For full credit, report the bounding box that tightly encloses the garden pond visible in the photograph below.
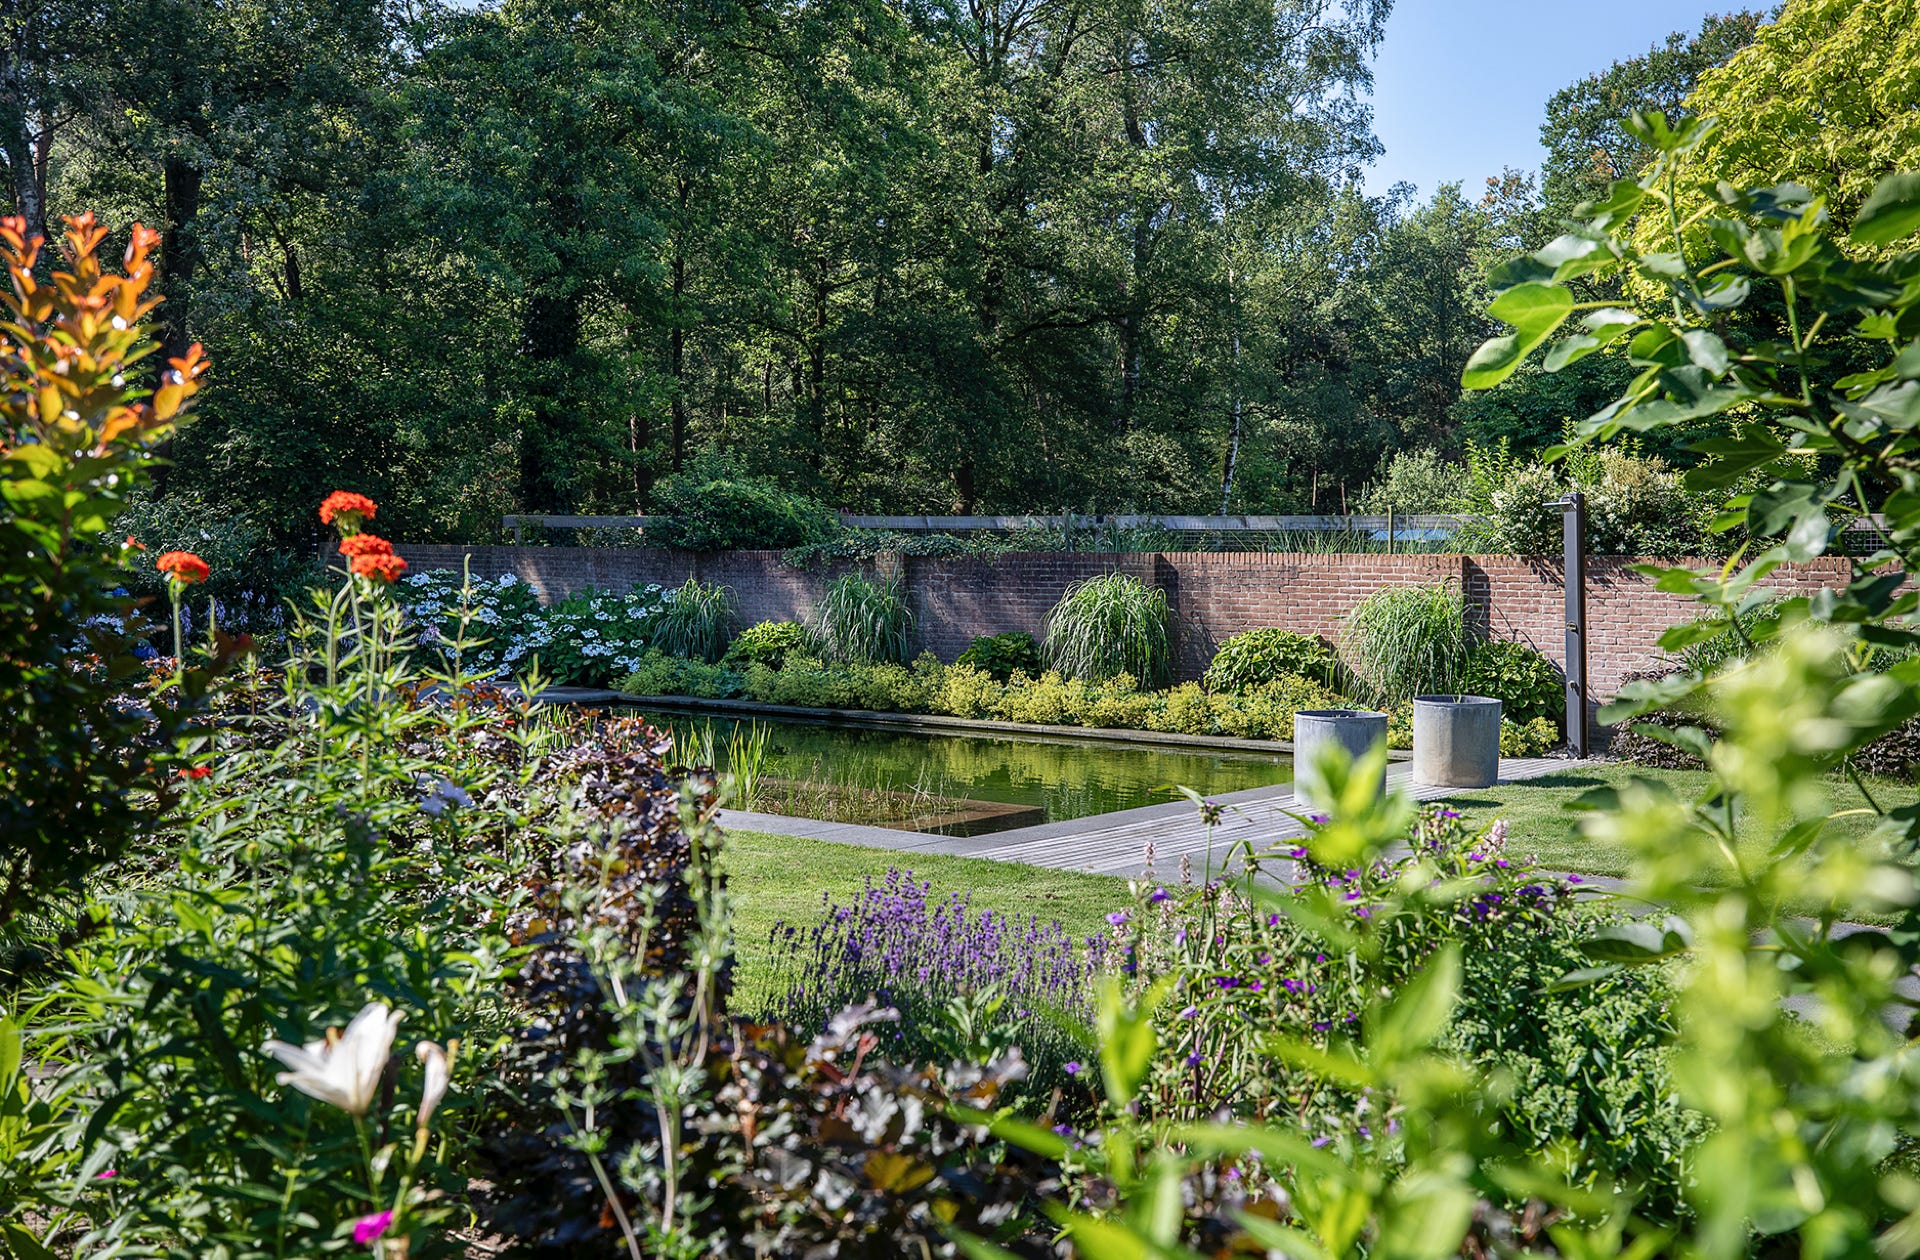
[637,709,1294,835]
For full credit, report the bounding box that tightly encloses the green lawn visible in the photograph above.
[720,830,1129,1009]
[1435,763,1917,879]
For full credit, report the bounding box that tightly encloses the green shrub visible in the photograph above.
[2,218,217,929]
[724,620,814,669]
[954,631,1042,683]
[1459,638,1565,726]
[847,660,937,713]
[811,572,915,665]
[1357,447,1464,514]
[117,491,321,642]
[1203,628,1339,693]
[994,670,1077,725]
[935,663,1001,718]
[1337,582,1472,708]
[1043,573,1173,688]
[621,649,745,699]
[1500,715,1559,757]
[645,470,838,551]
[1675,595,1790,677]
[526,585,668,686]
[651,577,736,663]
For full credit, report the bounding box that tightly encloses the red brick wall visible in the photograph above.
[396,544,1856,697]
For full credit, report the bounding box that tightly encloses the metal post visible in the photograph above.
[1555,493,1589,756]
[1386,505,1395,555]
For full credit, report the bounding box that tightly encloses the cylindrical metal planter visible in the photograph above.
[1293,708,1389,814]
[1411,695,1502,789]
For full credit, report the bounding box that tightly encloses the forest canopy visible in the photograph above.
[13,0,1894,547]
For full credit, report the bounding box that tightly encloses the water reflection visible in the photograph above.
[644,710,1294,827]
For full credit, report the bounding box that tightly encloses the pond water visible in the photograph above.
[633,709,1294,834]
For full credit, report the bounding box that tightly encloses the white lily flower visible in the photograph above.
[415,1038,454,1131]
[263,1002,403,1116]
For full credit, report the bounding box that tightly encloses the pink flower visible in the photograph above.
[352,1210,394,1246]
[95,1169,117,1179]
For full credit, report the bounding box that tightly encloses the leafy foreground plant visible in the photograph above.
[0,213,220,929]
[1043,572,1174,688]
[972,135,1920,1260]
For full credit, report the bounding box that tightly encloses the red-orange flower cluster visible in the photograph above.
[176,764,212,780]
[350,552,408,583]
[338,533,394,560]
[155,550,210,584]
[319,490,378,530]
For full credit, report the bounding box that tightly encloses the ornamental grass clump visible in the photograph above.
[762,869,1105,1093]
[1336,581,1472,708]
[810,571,915,664]
[651,576,736,662]
[1043,572,1173,688]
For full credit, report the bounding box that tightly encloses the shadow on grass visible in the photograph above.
[1482,772,1610,792]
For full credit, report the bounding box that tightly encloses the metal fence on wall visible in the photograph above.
[500,511,1478,553]
[500,510,1898,557]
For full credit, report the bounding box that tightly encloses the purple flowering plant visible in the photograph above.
[762,868,1106,1094]
[1118,775,1572,1144]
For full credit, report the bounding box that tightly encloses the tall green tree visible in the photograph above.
[1537,9,1763,224]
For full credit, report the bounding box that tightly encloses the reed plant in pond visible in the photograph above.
[651,576,735,662]
[1336,580,1472,708]
[1043,572,1173,688]
[811,571,915,664]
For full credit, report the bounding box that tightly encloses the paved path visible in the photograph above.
[718,756,1594,882]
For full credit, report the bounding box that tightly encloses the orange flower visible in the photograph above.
[125,535,147,551]
[350,552,408,583]
[176,764,211,780]
[338,533,395,559]
[155,550,210,584]
[319,491,378,530]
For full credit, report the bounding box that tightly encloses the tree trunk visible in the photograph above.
[0,21,45,246]
[1116,57,1151,429]
[158,157,204,367]
[806,267,827,473]
[670,251,687,471]
[1219,268,1241,513]
[518,290,582,512]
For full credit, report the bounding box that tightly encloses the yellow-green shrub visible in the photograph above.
[1500,715,1558,757]
[934,664,1000,719]
[994,671,1075,725]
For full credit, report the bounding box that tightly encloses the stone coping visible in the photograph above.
[606,692,1416,760]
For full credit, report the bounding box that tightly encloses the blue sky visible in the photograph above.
[1364,0,1746,197]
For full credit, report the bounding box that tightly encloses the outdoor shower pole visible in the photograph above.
[1555,493,1589,756]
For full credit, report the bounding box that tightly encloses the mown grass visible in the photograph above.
[1435,763,1918,880]
[719,829,1129,1012]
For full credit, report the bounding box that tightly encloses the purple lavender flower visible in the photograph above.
[1064,1061,1083,1075]
[1148,887,1171,904]
[1107,910,1130,927]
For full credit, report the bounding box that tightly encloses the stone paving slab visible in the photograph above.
[717,755,1595,882]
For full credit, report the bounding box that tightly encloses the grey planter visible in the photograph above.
[1411,695,1502,789]
[1292,708,1389,814]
